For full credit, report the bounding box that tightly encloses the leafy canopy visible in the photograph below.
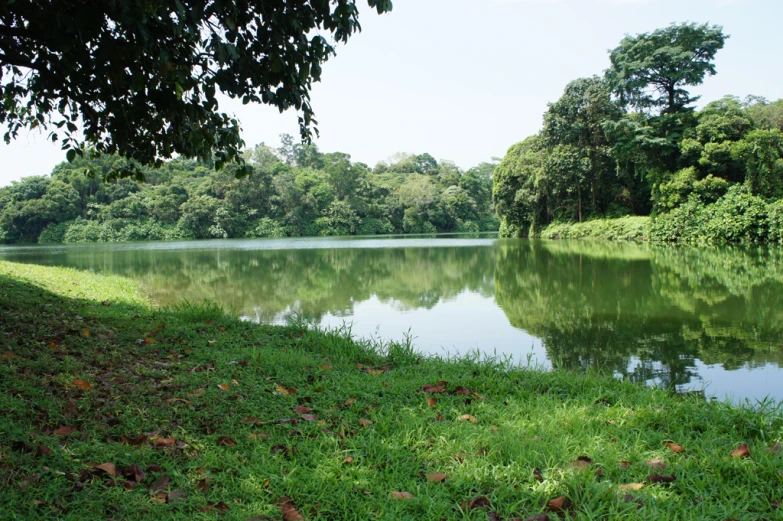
[0,0,392,179]
[606,23,727,114]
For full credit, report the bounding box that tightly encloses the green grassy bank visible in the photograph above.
[1,261,782,520]
[537,217,650,242]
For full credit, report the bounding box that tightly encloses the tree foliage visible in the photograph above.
[0,0,392,178]
[606,23,727,114]
[495,22,783,243]
[0,137,498,244]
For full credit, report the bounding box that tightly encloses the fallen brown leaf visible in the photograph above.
[123,464,144,482]
[464,495,490,510]
[421,383,447,393]
[344,398,357,406]
[343,456,354,464]
[391,491,414,500]
[293,406,312,414]
[72,379,92,391]
[217,383,231,391]
[665,442,684,453]
[195,478,209,492]
[425,473,448,483]
[151,437,176,448]
[270,444,292,457]
[618,483,645,491]
[301,414,318,422]
[149,474,170,494]
[96,463,117,478]
[769,442,782,455]
[359,418,373,427]
[35,445,52,457]
[427,397,437,407]
[546,496,570,513]
[55,426,77,436]
[619,461,631,469]
[277,496,304,520]
[644,458,666,471]
[731,443,750,459]
[120,434,148,446]
[457,414,477,423]
[217,436,237,447]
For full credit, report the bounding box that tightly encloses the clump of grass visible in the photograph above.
[1,260,781,520]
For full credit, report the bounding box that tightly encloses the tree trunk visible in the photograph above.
[577,186,583,222]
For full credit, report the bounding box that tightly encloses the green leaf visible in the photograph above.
[66,149,76,163]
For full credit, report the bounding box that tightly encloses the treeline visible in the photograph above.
[494,22,783,243]
[0,138,498,244]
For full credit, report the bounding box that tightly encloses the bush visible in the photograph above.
[768,200,783,244]
[246,217,287,238]
[455,220,480,233]
[650,185,769,244]
[538,216,650,241]
[38,221,73,243]
[356,217,394,236]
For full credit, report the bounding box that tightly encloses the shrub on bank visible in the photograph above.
[649,185,769,243]
[538,216,650,241]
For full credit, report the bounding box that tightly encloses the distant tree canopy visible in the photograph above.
[0,0,392,179]
[494,22,783,241]
[0,137,498,244]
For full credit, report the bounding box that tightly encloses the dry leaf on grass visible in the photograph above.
[391,491,414,500]
[547,495,570,513]
[425,473,448,482]
[72,379,92,391]
[96,463,117,478]
[731,443,750,459]
[217,436,237,447]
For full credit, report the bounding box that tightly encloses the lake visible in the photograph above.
[1,236,782,403]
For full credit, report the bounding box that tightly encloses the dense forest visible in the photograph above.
[0,138,497,244]
[494,23,783,243]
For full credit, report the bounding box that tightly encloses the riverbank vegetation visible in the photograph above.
[494,23,783,244]
[1,260,782,520]
[0,140,498,244]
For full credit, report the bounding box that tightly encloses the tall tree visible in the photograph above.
[606,23,727,114]
[542,77,622,215]
[0,1,393,178]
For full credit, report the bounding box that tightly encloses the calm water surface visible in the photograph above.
[1,236,782,402]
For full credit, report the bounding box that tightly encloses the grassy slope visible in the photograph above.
[538,217,651,242]
[1,260,782,521]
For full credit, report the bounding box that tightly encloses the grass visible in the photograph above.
[538,217,651,242]
[1,260,782,520]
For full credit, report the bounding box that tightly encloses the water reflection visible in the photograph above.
[1,237,781,400]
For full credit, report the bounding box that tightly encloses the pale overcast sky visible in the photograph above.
[0,0,780,186]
